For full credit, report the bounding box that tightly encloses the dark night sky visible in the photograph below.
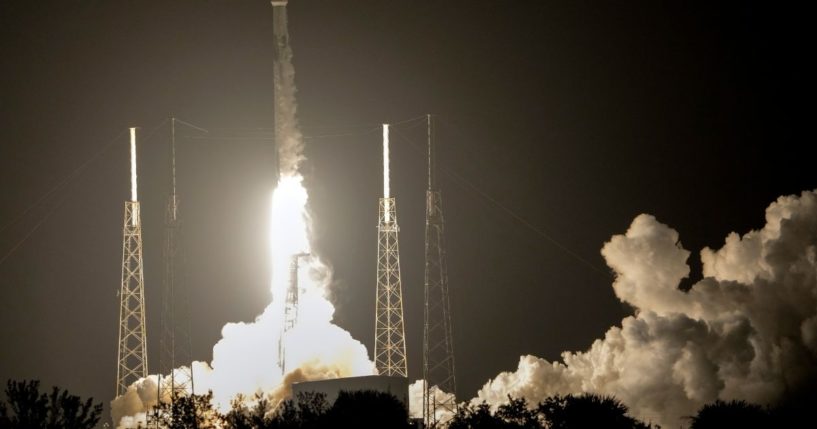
[0,0,813,416]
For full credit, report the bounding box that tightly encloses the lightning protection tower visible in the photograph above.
[423,114,457,427]
[158,118,195,403]
[116,127,149,396]
[374,124,408,377]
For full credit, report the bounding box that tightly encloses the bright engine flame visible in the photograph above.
[112,3,379,423]
[111,174,375,427]
[270,175,310,299]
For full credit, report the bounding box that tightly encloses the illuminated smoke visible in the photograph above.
[408,380,456,422]
[111,172,375,428]
[474,190,817,427]
[111,4,376,427]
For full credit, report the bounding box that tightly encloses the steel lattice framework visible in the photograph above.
[423,115,458,427]
[157,119,194,404]
[374,197,408,377]
[279,252,309,373]
[116,200,148,396]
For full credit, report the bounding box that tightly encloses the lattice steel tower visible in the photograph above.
[158,118,195,402]
[116,128,149,396]
[374,124,408,377]
[279,252,309,373]
[423,115,457,427]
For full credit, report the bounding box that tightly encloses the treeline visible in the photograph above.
[449,394,654,429]
[1,379,813,428]
[448,394,807,428]
[153,390,412,429]
[0,380,102,429]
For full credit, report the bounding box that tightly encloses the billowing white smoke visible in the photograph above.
[111,177,376,427]
[111,5,376,427]
[408,380,457,421]
[475,190,817,427]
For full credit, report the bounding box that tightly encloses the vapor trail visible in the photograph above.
[272,4,304,177]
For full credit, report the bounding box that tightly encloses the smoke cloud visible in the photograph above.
[408,380,456,422]
[475,190,817,427]
[110,176,376,427]
[111,6,376,426]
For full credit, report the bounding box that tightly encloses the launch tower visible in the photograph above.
[116,128,149,396]
[279,252,309,373]
[374,124,408,377]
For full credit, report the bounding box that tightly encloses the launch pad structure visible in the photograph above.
[116,128,149,397]
[111,2,460,427]
[374,124,409,378]
[279,252,310,373]
[422,115,458,427]
[156,118,195,405]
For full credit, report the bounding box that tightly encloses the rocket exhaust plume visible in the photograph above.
[474,190,817,428]
[111,3,376,427]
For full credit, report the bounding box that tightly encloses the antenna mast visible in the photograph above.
[157,118,195,406]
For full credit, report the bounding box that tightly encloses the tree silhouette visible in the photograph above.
[223,389,408,429]
[689,400,770,429]
[450,398,541,429]
[538,394,654,429]
[291,391,329,429]
[449,394,654,429]
[497,397,541,428]
[538,393,651,429]
[224,393,270,429]
[151,391,222,429]
[0,379,102,429]
[449,402,507,429]
[264,392,330,429]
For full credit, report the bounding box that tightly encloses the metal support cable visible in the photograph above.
[391,127,611,279]
[0,119,169,268]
